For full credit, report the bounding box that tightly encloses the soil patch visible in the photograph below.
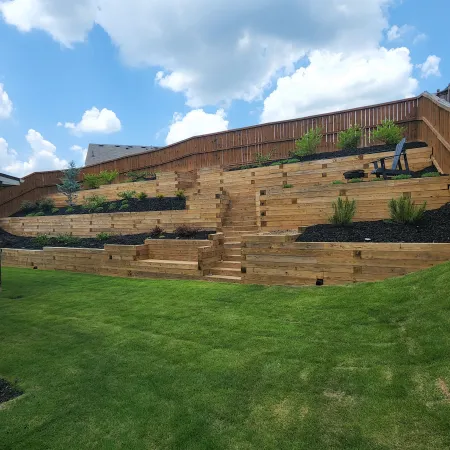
[0,229,215,250]
[297,203,450,243]
[12,197,186,218]
[0,378,23,404]
[228,142,428,171]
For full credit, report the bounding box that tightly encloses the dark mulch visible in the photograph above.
[297,203,450,243]
[228,142,428,171]
[12,197,186,218]
[0,378,23,404]
[0,229,214,250]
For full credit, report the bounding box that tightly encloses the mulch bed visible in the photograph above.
[228,141,429,171]
[11,197,186,218]
[0,229,215,250]
[0,378,23,404]
[297,203,450,243]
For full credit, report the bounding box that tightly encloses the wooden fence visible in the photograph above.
[2,92,449,218]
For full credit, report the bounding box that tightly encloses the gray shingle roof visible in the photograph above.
[85,144,160,166]
[0,172,21,187]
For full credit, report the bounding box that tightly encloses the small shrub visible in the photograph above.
[26,212,36,217]
[118,190,137,201]
[83,173,103,189]
[51,207,59,214]
[137,192,148,201]
[34,211,45,216]
[175,224,199,238]
[96,232,111,241]
[255,151,273,167]
[126,171,156,182]
[388,195,426,224]
[370,177,384,182]
[83,195,107,212]
[37,197,55,212]
[270,161,281,166]
[392,174,412,180]
[66,206,75,214]
[119,202,129,211]
[149,225,164,238]
[372,119,405,145]
[421,172,440,178]
[55,233,80,246]
[94,207,104,213]
[33,234,50,246]
[294,127,323,158]
[99,170,119,185]
[156,194,165,200]
[349,178,364,183]
[332,180,344,185]
[108,202,117,211]
[337,124,362,150]
[175,189,186,199]
[20,200,36,212]
[329,197,356,226]
[283,183,293,189]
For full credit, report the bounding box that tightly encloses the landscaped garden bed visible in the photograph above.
[0,228,214,250]
[297,202,450,243]
[0,378,23,404]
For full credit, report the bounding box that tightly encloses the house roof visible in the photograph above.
[0,172,21,187]
[85,144,160,166]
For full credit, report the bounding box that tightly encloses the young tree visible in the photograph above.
[57,161,81,207]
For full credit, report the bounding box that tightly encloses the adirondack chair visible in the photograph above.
[371,138,410,179]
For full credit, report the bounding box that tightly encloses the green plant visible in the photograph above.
[66,206,75,214]
[34,211,45,216]
[126,171,156,182]
[99,170,119,185]
[108,202,117,211]
[83,173,103,189]
[329,197,356,226]
[51,208,59,214]
[175,224,199,238]
[283,183,293,189]
[82,195,107,213]
[421,172,440,178]
[372,119,405,145]
[270,161,281,166]
[255,150,273,167]
[294,127,323,158]
[33,233,50,246]
[55,233,81,246]
[175,189,186,199]
[388,195,426,224]
[119,202,129,211]
[37,197,55,212]
[118,190,137,201]
[96,232,111,241]
[94,207,104,213]
[332,180,344,185]
[392,174,412,180]
[57,161,81,206]
[337,124,362,150]
[137,192,148,201]
[349,178,364,183]
[20,200,36,212]
[26,212,36,217]
[149,225,165,238]
[370,177,385,182]
[156,194,165,200]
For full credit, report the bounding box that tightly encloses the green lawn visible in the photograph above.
[1,267,450,449]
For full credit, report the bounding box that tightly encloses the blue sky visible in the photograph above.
[0,0,447,176]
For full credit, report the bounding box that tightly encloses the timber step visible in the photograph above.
[210,267,241,277]
[204,274,242,283]
[222,253,241,261]
[214,260,241,269]
[137,259,198,270]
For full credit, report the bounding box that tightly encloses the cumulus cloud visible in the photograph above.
[261,47,418,123]
[417,55,441,78]
[70,144,88,165]
[0,83,13,119]
[63,107,121,135]
[0,130,68,177]
[0,0,389,106]
[166,109,229,145]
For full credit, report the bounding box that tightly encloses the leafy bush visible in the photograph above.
[33,234,50,246]
[388,195,426,224]
[175,224,199,238]
[156,194,165,200]
[329,197,356,226]
[96,232,111,241]
[349,178,364,183]
[283,183,293,189]
[34,211,45,216]
[119,202,129,211]
[332,180,344,185]
[57,161,81,206]
[83,173,103,189]
[337,124,362,150]
[372,119,405,145]
[66,206,75,214]
[108,202,117,211]
[294,127,323,158]
[149,225,164,238]
[20,200,36,212]
[137,192,148,201]
[392,174,412,180]
[94,207,103,213]
[82,195,107,212]
[255,151,273,167]
[51,208,59,214]
[55,233,80,246]
[126,171,156,182]
[421,172,440,178]
[175,189,186,199]
[26,213,36,217]
[37,197,55,212]
[118,190,137,201]
[99,170,119,185]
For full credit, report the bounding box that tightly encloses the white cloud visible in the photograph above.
[0,0,390,106]
[0,83,13,119]
[0,130,68,177]
[166,109,229,145]
[413,33,427,45]
[63,107,121,135]
[386,24,414,42]
[70,144,87,165]
[261,47,418,123]
[417,55,441,78]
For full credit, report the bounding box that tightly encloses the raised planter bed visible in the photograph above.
[297,203,450,243]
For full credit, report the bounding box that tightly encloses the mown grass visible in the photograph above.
[1,267,450,449]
